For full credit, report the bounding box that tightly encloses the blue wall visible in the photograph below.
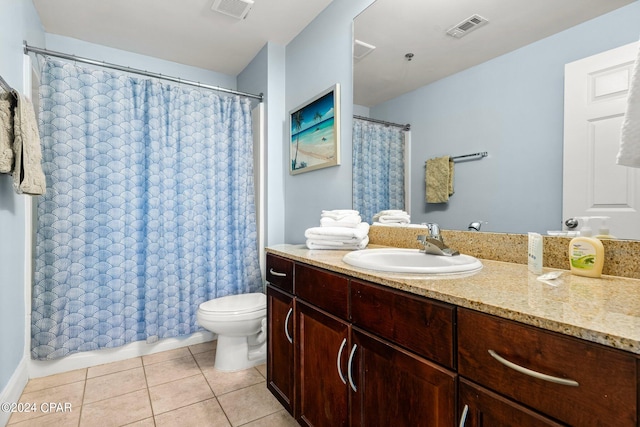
[0,0,45,402]
[238,42,287,245]
[284,0,375,243]
[371,2,640,234]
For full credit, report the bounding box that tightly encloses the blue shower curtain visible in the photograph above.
[32,59,262,360]
[352,118,405,223]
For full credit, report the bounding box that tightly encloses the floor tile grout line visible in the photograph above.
[77,369,87,427]
[192,353,234,427]
[141,357,156,422]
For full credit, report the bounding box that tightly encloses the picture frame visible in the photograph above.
[290,83,340,175]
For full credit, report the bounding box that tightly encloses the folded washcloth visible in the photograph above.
[320,214,362,228]
[617,42,640,168]
[306,236,369,250]
[321,209,360,220]
[0,91,14,173]
[12,92,46,195]
[425,156,454,203]
[304,222,370,241]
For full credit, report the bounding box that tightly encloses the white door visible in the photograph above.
[564,42,640,239]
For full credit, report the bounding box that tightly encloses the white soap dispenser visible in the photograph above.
[569,217,605,278]
[592,216,616,240]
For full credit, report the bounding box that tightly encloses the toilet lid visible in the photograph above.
[199,293,266,314]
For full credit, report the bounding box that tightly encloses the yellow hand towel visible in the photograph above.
[425,156,454,203]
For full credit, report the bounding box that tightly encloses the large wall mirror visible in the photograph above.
[353,0,640,239]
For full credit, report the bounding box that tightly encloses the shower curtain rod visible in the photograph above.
[354,115,410,131]
[23,42,263,102]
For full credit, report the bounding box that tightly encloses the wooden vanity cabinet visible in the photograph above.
[267,254,639,426]
[266,254,295,413]
[458,308,638,426]
[275,260,457,426]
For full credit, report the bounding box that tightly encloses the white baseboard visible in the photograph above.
[28,331,216,379]
[0,356,29,427]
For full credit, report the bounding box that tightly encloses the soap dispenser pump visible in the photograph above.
[569,217,604,278]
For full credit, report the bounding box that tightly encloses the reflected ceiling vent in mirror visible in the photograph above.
[211,0,254,20]
[446,14,489,38]
[354,39,376,62]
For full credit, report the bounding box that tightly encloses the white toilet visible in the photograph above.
[196,292,267,372]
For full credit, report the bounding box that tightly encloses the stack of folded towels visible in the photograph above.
[305,210,370,250]
[372,210,411,225]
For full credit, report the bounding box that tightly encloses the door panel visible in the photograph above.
[564,42,640,238]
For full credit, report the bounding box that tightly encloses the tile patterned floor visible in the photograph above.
[7,341,297,427]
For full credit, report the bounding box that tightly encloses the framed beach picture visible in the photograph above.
[290,84,340,175]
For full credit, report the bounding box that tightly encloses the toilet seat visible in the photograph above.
[199,293,266,316]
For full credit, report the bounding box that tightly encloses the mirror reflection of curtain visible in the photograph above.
[352,118,405,223]
[32,58,262,360]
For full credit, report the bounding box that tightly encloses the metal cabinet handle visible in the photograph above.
[284,308,293,344]
[337,338,347,384]
[488,349,579,387]
[269,268,287,277]
[347,344,358,392]
[459,404,469,427]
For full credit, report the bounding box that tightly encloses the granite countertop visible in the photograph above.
[266,243,640,355]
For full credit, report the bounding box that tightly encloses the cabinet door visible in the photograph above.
[350,327,456,427]
[458,379,565,427]
[296,301,350,427]
[266,285,295,413]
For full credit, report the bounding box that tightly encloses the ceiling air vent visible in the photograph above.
[446,14,489,38]
[211,0,254,20]
[354,39,376,62]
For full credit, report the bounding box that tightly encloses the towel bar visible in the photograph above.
[451,151,488,161]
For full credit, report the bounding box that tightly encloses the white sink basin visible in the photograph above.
[342,248,482,275]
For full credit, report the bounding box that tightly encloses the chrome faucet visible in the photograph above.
[417,223,459,256]
[468,221,482,231]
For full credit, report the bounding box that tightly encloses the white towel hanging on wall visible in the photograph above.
[617,39,640,168]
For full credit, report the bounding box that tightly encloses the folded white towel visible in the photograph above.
[12,93,46,195]
[304,222,370,241]
[617,42,640,168]
[377,215,410,224]
[306,236,369,250]
[375,210,406,216]
[321,209,360,220]
[320,214,362,228]
[372,210,410,224]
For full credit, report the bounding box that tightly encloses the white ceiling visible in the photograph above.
[32,0,334,76]
[354,0,635,107]
[32,0,636,107]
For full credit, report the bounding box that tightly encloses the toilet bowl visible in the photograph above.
[196,292,267,372]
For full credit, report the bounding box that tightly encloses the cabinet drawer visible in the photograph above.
[351,280,455,368]
[295,263,348,320]
[266,254,294,293]
[458,308,637,426]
